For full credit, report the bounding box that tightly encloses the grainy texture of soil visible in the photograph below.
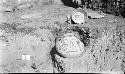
[0,0,125,73]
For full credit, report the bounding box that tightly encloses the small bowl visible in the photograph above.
[71,8,88,24]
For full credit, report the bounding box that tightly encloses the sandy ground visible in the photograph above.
[0,0,125,73]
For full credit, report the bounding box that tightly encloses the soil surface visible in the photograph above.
[0,0,125,73]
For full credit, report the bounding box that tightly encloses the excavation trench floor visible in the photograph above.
[0,3,125,73]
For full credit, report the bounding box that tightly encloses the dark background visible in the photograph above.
[61,0,125,18]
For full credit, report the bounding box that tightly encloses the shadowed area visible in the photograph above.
[61,0,79,8]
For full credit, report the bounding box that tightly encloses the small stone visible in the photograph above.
[87,13,104,19]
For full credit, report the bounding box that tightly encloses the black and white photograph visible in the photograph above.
[0,0,125,73]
